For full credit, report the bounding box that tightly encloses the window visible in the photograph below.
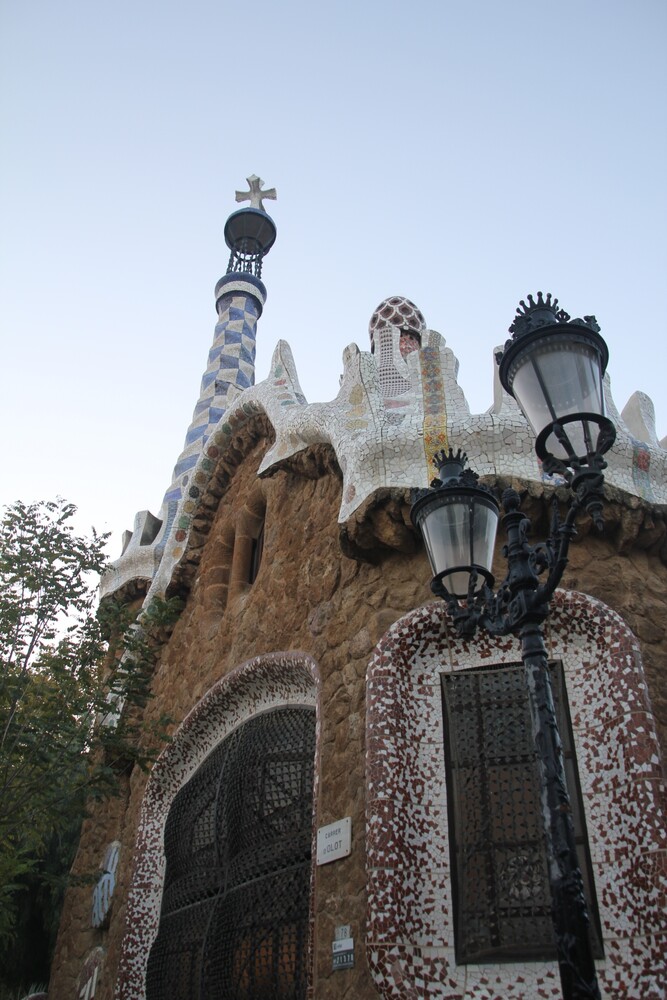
[441,662,603,964]
[248,522,264,584]
[146,706,316,999]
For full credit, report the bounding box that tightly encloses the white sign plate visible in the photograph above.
[316,817,351,865]
[332,937,354,953]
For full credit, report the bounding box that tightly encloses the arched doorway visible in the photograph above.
[146,706,315,999]
[115,652,320,1000]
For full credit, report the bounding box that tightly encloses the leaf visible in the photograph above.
[0,499,177,977]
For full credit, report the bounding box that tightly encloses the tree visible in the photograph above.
[0,499,176,966]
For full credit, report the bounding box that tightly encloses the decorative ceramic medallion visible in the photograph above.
[77,947,104,1000]
[91,841,120,929]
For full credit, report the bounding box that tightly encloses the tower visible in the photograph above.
[108,178,278,594]
[163,175,277,506]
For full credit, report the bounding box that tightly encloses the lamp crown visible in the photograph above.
[496,292,602,367]
[509,292,570,337]
[432,448,467,487]
[430,448,495,495]
[433,447,466,471]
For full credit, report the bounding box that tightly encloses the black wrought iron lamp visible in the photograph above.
[410,450,500,600]
[497,292,615,478]
[411,293,616,1000]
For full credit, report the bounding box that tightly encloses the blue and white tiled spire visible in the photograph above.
[163,276,265,503]
[162,176,277,506]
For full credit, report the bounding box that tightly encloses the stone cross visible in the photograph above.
[235,174,277,212]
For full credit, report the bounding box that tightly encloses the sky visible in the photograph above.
[1,0,665,558]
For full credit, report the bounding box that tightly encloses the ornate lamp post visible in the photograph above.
[411,293,616,1000]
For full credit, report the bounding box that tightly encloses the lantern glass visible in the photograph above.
[415,490,499,599]
[508,333,606,462]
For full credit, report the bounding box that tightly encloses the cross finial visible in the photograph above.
[235,174,277,212]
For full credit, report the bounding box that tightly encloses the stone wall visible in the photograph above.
[50,779,130,998]
[49,427,667,999]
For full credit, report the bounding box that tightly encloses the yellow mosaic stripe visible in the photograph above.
[420,347,448,479]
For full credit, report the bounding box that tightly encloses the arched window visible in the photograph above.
[228,485,266,599]
[248,521,264,584]
[146,706,316,999]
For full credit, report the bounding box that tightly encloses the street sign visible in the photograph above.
[316,816,351,865]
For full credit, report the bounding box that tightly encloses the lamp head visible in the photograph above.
[496,292,615,472]
[411,450,500,600]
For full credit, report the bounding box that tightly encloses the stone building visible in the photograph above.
[50,181,667,999]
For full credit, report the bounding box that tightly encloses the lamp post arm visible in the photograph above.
[535,461,608,608]
[430,572,514,637]
[534,499,578,607]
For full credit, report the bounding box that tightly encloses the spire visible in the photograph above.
[162,177,278,508]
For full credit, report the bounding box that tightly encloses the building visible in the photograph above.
[50,180,667,999]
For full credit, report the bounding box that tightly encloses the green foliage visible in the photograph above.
[0,500,179,970]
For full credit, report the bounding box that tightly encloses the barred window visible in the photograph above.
[441,662,603,964]
[146,706,316,999]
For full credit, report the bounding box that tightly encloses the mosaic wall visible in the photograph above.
[365,591,667,999]
[115,653,320,1000]
[101,296,667,604]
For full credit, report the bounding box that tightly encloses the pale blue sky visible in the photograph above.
[1,0,665,554]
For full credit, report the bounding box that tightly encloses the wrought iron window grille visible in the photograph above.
[146,706,316,999]
[441,661,603,965]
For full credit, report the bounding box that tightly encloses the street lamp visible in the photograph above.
[497,292,615,477]
[410,450,500,600]
[411,293,616,1000]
